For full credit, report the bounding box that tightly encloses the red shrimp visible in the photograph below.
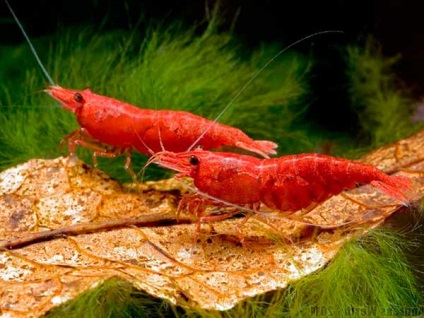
[6,0,277,174]
[45,86,277,159]
[151,149,412,220]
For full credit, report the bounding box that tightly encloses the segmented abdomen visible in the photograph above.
[258,153,398,212]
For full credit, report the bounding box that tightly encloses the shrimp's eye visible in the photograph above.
[73,93,84,103]
[189,155,199,166]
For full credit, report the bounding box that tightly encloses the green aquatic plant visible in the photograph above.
[346,36,419,147]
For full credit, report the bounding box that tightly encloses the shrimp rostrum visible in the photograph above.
[151,149,413,225]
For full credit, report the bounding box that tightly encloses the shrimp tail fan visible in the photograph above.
[370,175,412,204]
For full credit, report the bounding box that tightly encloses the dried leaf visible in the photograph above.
[1,130,424,317]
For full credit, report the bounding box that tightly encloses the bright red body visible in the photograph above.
[45,86,277,157]
[153,149,412,213]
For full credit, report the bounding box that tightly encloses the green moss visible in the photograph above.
[346,36,420,148]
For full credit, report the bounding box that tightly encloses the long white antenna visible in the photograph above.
[187,30,343,151]
[5,0,56,86]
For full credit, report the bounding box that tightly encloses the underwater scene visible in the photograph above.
[0,1,424,317]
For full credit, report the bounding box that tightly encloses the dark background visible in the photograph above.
[2,0,424,130]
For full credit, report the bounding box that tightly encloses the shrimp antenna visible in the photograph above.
[5,0,56,86]
[157,125,165,152]
[132,124,156,157]
[131,122,158,185]
[138,152,164,188]
[187,30,344,152]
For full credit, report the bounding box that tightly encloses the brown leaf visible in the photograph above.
[1,129,424,316]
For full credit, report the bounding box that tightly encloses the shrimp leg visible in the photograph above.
[61,128,135,178]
